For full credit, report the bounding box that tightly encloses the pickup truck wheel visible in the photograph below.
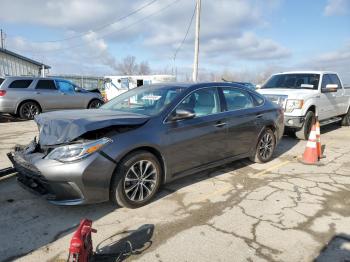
[250,128,276,163]
[110,151,161,208]
[18,101,41,120]
[341,108,350,126]
[295,111,315,140]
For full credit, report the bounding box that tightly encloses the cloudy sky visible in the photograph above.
[0,0,349,82]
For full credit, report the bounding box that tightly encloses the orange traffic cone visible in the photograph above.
[315,119,325,159]
[301,124,318,165]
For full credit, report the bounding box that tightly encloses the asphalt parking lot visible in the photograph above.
[1,117,350,262]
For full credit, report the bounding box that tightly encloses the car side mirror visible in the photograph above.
[322,84,338,93]
[74,87,81,92]
[256,84,261,89]
[168,109,195,121]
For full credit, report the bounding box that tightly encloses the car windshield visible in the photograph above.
[262,74,320,90]
[100,85,185,116]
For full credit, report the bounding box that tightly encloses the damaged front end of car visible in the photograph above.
[7,109,149,205]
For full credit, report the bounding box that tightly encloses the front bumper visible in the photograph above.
[7,145,117,205]
[284,115,305,129]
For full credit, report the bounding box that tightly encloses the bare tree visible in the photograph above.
[117,56,139,75]
[139,61,151,75]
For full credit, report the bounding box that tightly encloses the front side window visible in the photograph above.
[321,74,333,89]
[36,80,57,90]
[221,88,254,111]
[101,86,185,116]
[57,80,75,94]
[177,87,220,117]
[8,80,33,89]
[329,74,342,89]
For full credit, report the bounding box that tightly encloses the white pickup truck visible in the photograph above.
[258,71,350,139]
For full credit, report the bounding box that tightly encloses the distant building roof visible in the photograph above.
[0,48,51,69]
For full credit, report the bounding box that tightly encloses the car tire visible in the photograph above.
[341,107,350,126]
[110,151,162,208]
[88,99,103,109]
[18,101,41,120]
[295,111,315,140]
[250,128,276,163]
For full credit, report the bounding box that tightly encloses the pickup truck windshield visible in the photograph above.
[262,74,320,90]
[101,86,185,116]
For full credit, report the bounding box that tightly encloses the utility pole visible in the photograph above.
[192,0,201,82]
[0,29,5,49]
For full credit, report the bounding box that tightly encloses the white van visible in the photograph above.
[104,75,176,101]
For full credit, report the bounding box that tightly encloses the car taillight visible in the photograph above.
[0,90,6,97]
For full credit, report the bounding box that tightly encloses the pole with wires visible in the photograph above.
[192,0,201,82]
[1,29,5,49]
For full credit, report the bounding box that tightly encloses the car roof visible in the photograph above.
[144,82,251,90]
[274,71,338,75]
[3,76,73,82]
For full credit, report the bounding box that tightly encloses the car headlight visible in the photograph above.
[285,99,304,113]
[46,137,112,162]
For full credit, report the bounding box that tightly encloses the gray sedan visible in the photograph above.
[8,82,284,208]
[0,76,104,119]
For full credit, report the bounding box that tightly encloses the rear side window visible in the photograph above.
[56,80,75,94]
[36,80,57,90]
[8,80,33,89]
[221,87,254,111]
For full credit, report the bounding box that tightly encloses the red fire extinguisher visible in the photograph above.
[67,219,97,262]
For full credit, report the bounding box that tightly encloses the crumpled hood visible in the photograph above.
[34,109,150,146]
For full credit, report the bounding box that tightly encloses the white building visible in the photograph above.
[104,74,176,101]
[0,48,50,77]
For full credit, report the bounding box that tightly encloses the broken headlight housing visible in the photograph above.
[46,137,112,162]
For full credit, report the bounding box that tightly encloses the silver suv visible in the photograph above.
[0,76,104,119]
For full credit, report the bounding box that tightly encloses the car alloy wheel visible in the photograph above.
[258,132,274,161]
[111,151,161,208]
[89,100,102,109]
[251,128,276,163]
[20,102,40,120]
[123,160,158,202]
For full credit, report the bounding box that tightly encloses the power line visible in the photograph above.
[29,0,159,43]
[16,0,182,54]
[173,2,196,62]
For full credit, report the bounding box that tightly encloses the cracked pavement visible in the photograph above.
[1,119,350,262]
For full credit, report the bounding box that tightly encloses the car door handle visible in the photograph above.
[214,122,227,128]
[256,114,263,119]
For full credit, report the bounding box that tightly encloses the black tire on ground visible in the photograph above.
[250,128,276,163]
[110,151,162,208]
[88,99,103,109]
[341,107,350,126]
[295,111,315,140]
[284,129,296,138]
[18,101,41,120]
